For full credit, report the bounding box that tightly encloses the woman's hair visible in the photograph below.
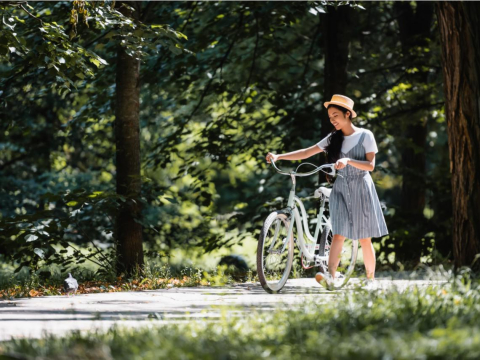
[324,104,352,182]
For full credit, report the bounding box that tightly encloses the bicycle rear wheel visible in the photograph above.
[256,211,294,294]
[317,225,358,290]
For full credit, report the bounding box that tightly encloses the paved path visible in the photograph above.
[0,278,444,340]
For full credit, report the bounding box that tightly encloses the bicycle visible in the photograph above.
[256,160,359,293]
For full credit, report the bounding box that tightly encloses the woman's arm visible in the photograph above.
[334,152,376,171]
[266,144,323,163]
[346,152,375,171]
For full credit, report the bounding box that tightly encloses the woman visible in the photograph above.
[265,94,389,289]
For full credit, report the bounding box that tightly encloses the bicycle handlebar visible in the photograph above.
[270,159,336,177]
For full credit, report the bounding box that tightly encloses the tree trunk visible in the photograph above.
[115,1,143,274]
[322,5,355,133]
[395,1,433,214]
[318,5,355,184]
[436,2,480,268]
[393,1,434,264]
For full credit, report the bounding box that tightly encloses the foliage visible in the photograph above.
[0,188,120,273]
[0,1,189,97]
[1,269,480,359]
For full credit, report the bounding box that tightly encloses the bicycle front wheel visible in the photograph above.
[318,225,359,290]
[256,211,294,294]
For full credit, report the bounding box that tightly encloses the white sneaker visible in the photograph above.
[315,271,333,290]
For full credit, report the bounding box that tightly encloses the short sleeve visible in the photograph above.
[316,133,332,151]
[363,130,378,154]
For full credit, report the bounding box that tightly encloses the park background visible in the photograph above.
[2,1,480,358]
[0,0,479,286]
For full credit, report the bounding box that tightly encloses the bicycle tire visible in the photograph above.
[256,211,294,294]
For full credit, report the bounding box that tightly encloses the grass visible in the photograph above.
[1,268,479,359]
[0,262,255,299]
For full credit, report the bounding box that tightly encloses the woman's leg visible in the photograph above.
[359,237,375,279]
[328,234,346,278]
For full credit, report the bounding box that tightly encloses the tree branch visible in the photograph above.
[207,11,260,130]
[140,0,155,23]
[20,4,43,24]
[0,152,30,171]
[83,30,113,49]
[180,0,198,32]
[183,11,244,127]
[378,101,444,122]
[244,12,259,92]
[139,1,198,82]
[302,13,322,82]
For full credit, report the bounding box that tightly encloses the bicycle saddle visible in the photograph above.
[314,187,332,199]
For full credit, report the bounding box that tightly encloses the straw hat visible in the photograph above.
[324,94,357,118]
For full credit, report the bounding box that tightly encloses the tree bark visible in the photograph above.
[436,2,480,268]
[115,1,143,274]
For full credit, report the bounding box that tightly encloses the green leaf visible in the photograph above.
[34,248,45,259]
[97,57,108,65]
[163,197,178,204]
[14,16,25,24]
[25,234,39,242]
[89,58,101,67]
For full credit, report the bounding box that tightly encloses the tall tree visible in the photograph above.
[436,2,480,268]
[393,1,434,264]
[322,4,356,124]
[319,4,356,184]
[114,1,143,274]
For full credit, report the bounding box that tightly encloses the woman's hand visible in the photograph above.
[266,152,279,163]
[334,157,350,170]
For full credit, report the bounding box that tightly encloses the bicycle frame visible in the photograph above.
[294,195,331,252]
[269,160,335,264]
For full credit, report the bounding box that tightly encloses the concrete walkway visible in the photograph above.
[0,278,444,340]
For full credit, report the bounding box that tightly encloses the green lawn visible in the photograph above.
[1,270,479,359]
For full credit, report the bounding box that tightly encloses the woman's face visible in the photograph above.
[328,107,351,131]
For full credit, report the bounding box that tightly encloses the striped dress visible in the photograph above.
[329,131,389,240]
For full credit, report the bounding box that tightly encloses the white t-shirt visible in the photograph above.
[316,127,378,154]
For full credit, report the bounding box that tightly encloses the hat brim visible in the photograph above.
[324,101,357,118]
